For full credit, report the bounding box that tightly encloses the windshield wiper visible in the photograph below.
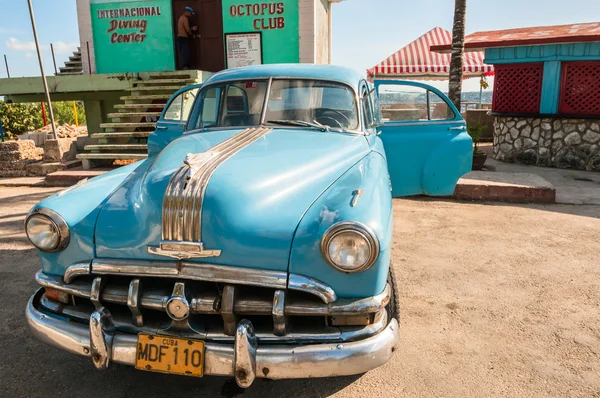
[266,119,330,132]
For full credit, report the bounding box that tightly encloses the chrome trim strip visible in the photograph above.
[162,126,273,244]
[26,291,399,383]
[61,260,341,304]
[87,259,288,290]
[221,285,238,336]
[127,279,143,327]
[90,277,105,310]
[259,78,273,125]
[351,189,363,207]
[63,261,92,284]
[272,290,286,336]
[288,274,337,304]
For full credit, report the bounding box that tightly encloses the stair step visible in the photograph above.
[65,61,82,67]
[114,103,167,109]
[121,94,173,100]
[85,144,148,151]
[136,79,196,85]
[69,55,82,61]
[126,86,183,92]
[91,132,153,139]
[108,112,162,118]
[147,71,194,78]
[57,71,84,76]
[100,122,156,129]
[77,153,148,160]
[60,66,83,72]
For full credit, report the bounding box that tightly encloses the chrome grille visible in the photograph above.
[36,265,390,343]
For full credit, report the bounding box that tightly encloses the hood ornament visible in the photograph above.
[184,151,218,177]
[148,241,222,260]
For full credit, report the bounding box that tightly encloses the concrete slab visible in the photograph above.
[44,169,110,187]
[0,177,45,187]
[454,171,556,203]
[485,159,600,205]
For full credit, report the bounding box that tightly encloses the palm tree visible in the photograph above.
[448,0,467,111]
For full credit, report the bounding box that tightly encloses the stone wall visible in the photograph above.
[493,116,600,172]
[0,140,43,177]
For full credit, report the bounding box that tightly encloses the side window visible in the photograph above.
[223,86,248,115]
[362,87,375,128]
[429,90,455,120]
[163,88,199,122]
[378,84,428,122]
[201,87,221,127]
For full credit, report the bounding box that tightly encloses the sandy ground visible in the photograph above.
[1,187,599,397]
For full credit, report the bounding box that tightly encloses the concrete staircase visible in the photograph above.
[77,71,200,169]
[57,48,83,76]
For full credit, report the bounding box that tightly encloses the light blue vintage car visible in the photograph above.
[25,65,471,387]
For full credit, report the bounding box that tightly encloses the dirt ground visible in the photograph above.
[1,187,599,397]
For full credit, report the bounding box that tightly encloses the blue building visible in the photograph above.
[433,22,600,171]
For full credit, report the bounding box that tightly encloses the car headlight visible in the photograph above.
[321,221,379,273]
[25,208,69,252]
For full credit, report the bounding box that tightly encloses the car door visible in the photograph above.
[375,80,472,197]
[149,85,200,155]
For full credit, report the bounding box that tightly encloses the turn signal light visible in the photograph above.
[45,288,71,304]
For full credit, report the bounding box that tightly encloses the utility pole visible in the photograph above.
[27,0,58,140]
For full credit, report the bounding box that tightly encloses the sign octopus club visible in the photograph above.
[229,2,286,30]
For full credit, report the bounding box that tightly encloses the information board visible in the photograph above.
[225,33,263,69]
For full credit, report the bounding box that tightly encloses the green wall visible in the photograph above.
[222,0,299,64]
[90,0,175,73]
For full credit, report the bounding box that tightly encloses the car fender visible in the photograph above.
[29,160,150,276]
[289,151,393,299]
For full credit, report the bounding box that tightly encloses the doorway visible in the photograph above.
[172,0,225,72]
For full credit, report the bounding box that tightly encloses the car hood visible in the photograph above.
[94,128,370,272]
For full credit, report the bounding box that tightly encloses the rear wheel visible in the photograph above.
[387,263,401,323]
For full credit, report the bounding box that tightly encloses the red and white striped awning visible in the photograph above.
[367,27,494,80]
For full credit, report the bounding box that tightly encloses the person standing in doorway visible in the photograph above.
[177,6,198,70]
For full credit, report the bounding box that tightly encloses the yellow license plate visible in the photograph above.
[135,334,205,377]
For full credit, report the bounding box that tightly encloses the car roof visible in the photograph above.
[202,64,365,91]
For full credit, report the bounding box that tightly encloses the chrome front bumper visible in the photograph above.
[26,291,399,387]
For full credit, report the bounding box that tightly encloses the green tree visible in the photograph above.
[448,0,467,110]
[0,101,43,138]
[0,100,86,138]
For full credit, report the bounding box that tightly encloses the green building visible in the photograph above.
[0,0,341,168]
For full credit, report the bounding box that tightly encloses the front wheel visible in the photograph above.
[387,264,401,323]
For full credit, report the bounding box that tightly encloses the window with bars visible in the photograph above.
[492,63,544,115]
[559,61,600,116]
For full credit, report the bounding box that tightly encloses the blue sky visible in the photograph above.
[1,0,599,92]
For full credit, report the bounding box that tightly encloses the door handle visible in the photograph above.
[155,125,167,130]
[449,126,466,131]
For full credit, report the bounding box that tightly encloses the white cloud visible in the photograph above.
[51,41,79,54]
[5,37,78,54]
[6,37,37,51]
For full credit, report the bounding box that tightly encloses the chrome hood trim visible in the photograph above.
[62,259,337,303]
[156,127,273,258]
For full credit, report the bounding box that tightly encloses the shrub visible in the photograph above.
[0,100,86,138]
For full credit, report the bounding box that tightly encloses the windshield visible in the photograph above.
[192,79,359,131]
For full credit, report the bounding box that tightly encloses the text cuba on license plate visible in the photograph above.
[135,334,205,377]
